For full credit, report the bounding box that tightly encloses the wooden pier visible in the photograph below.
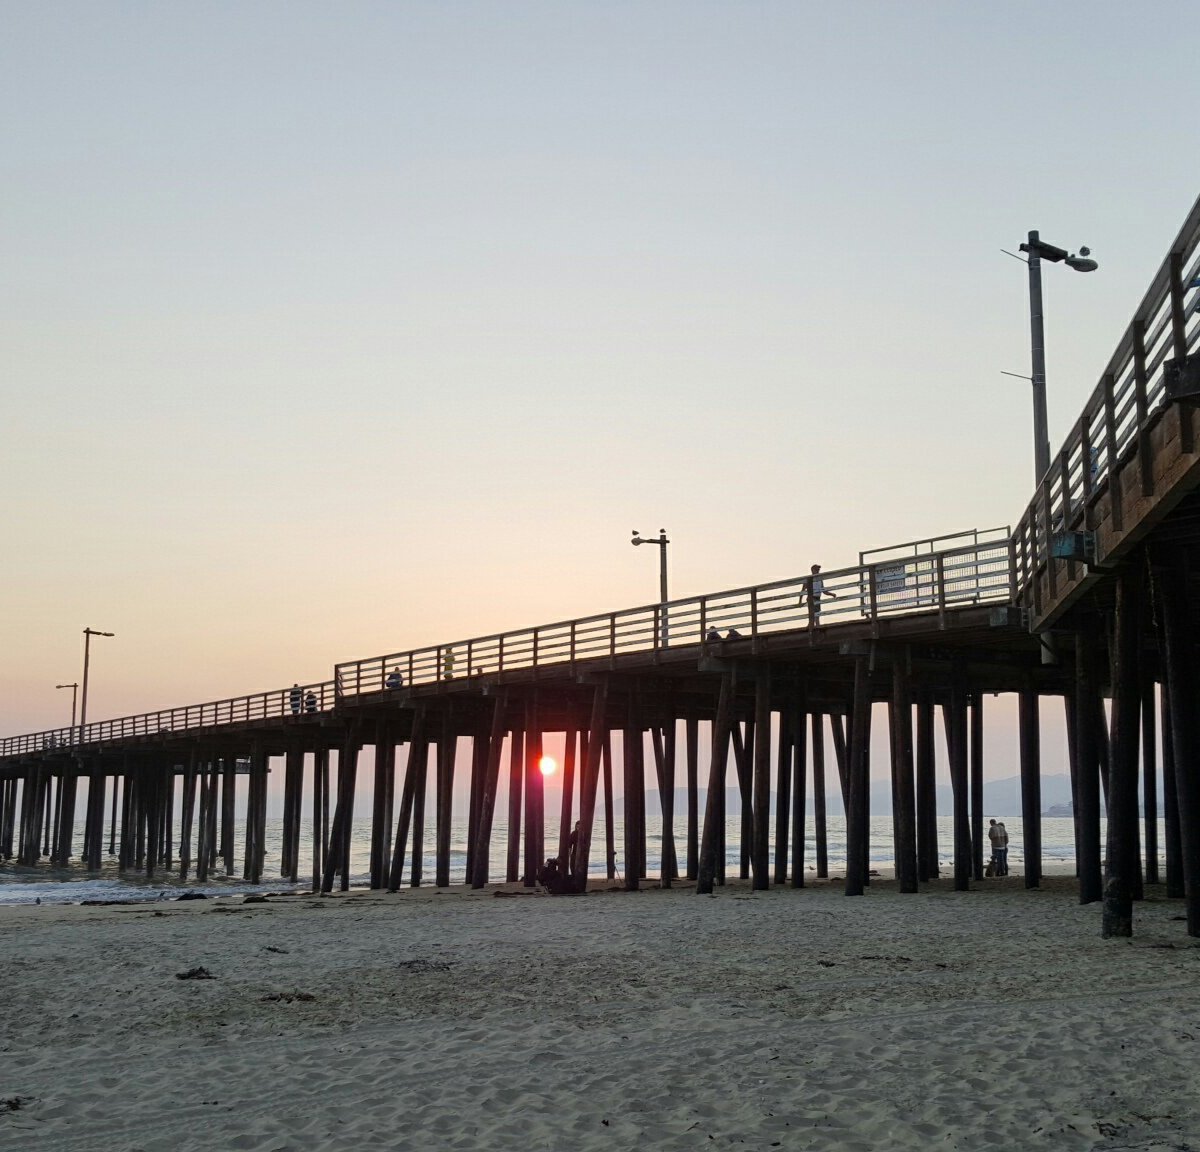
[4,193,1200,940]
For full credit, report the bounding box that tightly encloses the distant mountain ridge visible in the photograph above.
[627,774,1076,820]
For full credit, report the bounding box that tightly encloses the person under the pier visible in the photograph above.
[988,820,1003,875]
[996,822,1010,875]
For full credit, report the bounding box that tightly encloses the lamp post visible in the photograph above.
[631,529,670,647]
[55,682,79,730]
[79,628,114,746]
[1017,231,1098,484]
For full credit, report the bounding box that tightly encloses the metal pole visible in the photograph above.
[657,531,669,648]
[79,629,113,746]
[79,632,92,747]
[1027,230,1051,485]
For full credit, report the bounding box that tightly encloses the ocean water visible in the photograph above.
[0,815,1157,906]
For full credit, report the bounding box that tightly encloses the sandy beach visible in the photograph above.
[2,875,1198,1152]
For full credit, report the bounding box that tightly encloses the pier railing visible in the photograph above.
[1011,195,1200,603]
[0,679,336,758]
[333,537,1014,696]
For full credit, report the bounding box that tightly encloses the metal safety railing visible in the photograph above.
[333,537,1014,697]
[0,680,336,759]
[1011,194,1200,606]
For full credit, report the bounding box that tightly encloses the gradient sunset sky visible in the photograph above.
[3,2,1197,783]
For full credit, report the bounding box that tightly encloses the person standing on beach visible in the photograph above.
[996,821,1009,875]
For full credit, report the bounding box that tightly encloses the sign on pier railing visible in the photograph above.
[333,538,1015,698]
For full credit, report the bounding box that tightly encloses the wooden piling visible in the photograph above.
[969,694,984,881]
[1162,678,1183,897]
[773,704,792,886]
[1018,684,1042,888]
[685,717,699,880]
[697,671,735,895]
[570,682,607,892]
[470,695,509,888]
[751,666,771,890]
[1141,673,1159,885]
[947,669,971,892]
[436,715,454,888]
[790,694,807,888]
[812,712,829,880]
[1104,562,1143,937]
[845,656,871,897]
[389,709,425,890]
[1154,553,1200,935]
[1074,629,1104,904]
[505,718,523,883]
[523,701,543,888]
[891,654,918,893]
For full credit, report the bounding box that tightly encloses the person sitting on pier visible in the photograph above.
[725,627,741,640]
[705,626,722,643]
[385,667,403,690]
[304,691,318,714]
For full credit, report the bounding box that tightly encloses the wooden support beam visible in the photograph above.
[916,691,937,881]
[1074,629,1104,904]
[556,726,577,871]
[790,693,808,889]
[891,653,918,893]
[1018,684,1042,889]
[1104,561,1143,937]
[970,694,984,882]
[523,698,542,888]
[685,717,699,880]
[505,718,524,883]
[947,667,971,892]
[1162,677,1183,898]
[774,704,792,886]
[435,714,454,888]
[812,712,829,880]
[1154,552,1200,935]
[389,708,425,891]
[751,666,772,890]
[471,695,509,889]
[1142,673,1159,886]
[571,682,607,892]
[845,656,871,897]
[697,671,735,895]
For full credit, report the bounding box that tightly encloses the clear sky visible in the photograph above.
[3,1,1197,774]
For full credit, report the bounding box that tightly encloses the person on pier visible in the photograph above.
[805,564,838,621]
[289,684,302,714]
[304,691,318,714]
[385,667,403,690]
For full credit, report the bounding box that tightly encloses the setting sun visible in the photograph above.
[538,755,557,777]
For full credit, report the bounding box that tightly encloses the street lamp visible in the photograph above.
[631,529,670,647]
[1017,231,1099,484]
[55,682,79,730]
[79,628,115,745]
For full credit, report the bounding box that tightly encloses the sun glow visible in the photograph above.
[538,755,558,777]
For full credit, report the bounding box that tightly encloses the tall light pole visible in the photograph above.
[55,682,79,729]
[79,628,114,745]
[631,529,670,647]
[1017,231,1098,483]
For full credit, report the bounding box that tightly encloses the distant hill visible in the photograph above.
[625,774,1076,820]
